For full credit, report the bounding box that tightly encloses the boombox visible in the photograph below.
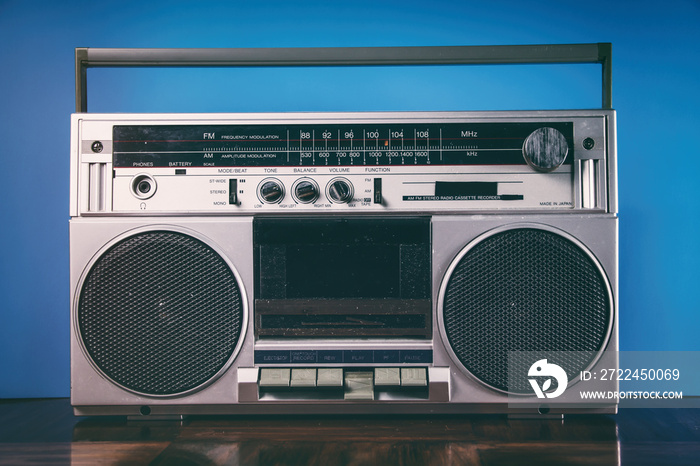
[70,45,618,417]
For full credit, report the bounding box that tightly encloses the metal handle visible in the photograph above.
[75,43,612,113]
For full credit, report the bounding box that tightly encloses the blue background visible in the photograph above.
[0,0,698,398]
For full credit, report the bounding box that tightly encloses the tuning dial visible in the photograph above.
[293,178,319,204]
[258,178,285,204]
[522,127,569,172]
[327,178,354,204]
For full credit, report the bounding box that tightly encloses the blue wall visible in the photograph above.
[1,0,698,398]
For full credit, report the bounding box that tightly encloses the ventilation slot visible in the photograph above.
[88,163,106,212]
[580,159,597,209]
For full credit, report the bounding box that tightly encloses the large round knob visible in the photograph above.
[258,178,284,204]
[522,127,569,172]
[327,178,354,204]
[293,178,319,204]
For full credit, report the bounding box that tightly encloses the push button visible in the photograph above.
[401,368,427,386]
[290,368,317,387]
[259,368,291,387]
[317,368,344,387]
[374,368,401,386]
[344,371,374,400]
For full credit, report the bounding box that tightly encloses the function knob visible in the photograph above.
[522,127,569,172]
[293,178,319,204]
[327,178,354,204]
[258,178,285,204]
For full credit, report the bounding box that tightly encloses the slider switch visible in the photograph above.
[373,178,382,204]
[229,179,238,205]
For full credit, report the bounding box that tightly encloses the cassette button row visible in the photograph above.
[258,367,427,401]
[259,368,341,388]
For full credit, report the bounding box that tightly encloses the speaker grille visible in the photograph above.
[442,228,611,393]
[78,231,244,396]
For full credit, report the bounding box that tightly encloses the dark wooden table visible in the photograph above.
[0,398,699,465]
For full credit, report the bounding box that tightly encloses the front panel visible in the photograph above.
[71,111,614,217]
[70,111,618,416]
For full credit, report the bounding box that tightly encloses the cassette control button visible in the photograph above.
[291,368,317,387]
[401,368,427,387]
[344,371,374,400]
[374,368,401,386]
[259,368,291,387]
[317,368,343,387]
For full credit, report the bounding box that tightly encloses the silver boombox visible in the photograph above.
[70,45,618,417]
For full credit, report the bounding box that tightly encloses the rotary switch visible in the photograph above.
[327,178,354,204]
[258,178,285,204]
[522,127,569,172]
[293,178,320,204]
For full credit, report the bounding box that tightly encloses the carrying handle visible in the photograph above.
[75,43,611,113]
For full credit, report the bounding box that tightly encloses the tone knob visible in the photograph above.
[327,178,354,204]
[522,127,569,172]
[258,178,284,204]
[293,178,319,204]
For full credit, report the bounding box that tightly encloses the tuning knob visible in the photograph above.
[522,127,569,172]
[327,178,354,204]
[258,178,284,204]
[293,178,319,204]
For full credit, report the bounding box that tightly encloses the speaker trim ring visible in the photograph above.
[436,222,615,396]
[73,224,249,399]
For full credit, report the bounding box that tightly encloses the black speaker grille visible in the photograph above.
[442,228,611,393]
[78,231,244,396]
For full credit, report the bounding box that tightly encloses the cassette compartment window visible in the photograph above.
[254,217,431,339]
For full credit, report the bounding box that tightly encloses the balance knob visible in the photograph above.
[294,178,319,204]
[327,178,354,204]
[522,127,569,172]
[259,179,284,203]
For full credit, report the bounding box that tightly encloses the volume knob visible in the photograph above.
[522,127,569,172]
[327,178,354,204]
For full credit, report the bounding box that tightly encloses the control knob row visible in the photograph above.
[258,177,353,205]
